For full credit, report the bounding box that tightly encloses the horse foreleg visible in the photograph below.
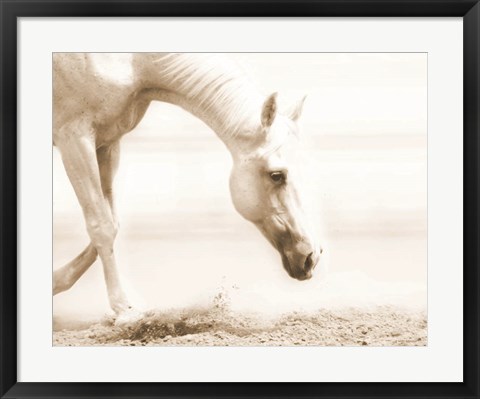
[53,143,120,295]
[53,244,97,294]
[97,142,120,228]
[56,127,131,314]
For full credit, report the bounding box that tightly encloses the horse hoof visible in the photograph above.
[114,308,144,327]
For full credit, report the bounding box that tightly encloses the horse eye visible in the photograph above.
[269,171,285,183]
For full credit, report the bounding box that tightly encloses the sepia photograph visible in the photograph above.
[52,52,427,347]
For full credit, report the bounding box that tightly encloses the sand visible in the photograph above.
[53,303,426,347]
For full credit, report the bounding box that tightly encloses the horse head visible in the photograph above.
[229,92,322,281]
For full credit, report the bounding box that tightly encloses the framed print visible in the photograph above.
[1,0,479,398]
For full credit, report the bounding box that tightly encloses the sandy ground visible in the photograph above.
[53,301,427,347]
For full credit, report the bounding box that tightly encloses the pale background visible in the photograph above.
[53,53,427,318]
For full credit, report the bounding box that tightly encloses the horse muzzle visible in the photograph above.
[280,245,322,281]
[257,215,322,281]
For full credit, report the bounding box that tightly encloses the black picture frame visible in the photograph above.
[1,1,478,398]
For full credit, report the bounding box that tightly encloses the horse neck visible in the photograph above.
[142,53,265,152]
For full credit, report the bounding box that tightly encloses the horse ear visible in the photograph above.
[288,95,307,122]
[261,92,278,128]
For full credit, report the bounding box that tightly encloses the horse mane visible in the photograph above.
[153,53,264,137]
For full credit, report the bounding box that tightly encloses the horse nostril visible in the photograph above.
[320,247,323,255]
[304,252,314,272]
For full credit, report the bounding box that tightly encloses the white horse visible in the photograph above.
[53,53,323,318]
